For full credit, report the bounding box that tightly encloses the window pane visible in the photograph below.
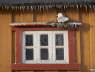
[56,48,64,60]
[56,34,64,46]
[26,49,33,60]
[40,34,48,46]
[40,48,48,60]
[25,35,33,46]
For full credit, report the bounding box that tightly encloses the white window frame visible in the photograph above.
[22,31,69,64]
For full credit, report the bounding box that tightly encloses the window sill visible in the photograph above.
[11,64,80,70]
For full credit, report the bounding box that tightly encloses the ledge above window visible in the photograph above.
[11,64,80,70]
[10,22,82,30]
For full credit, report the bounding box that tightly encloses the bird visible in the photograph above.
[57,13,69,22]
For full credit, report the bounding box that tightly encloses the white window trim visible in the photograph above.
[22,31,69,64]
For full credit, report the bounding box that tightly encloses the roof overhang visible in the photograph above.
[0,0,95,11]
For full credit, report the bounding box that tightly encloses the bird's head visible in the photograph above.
[57,13,64,17]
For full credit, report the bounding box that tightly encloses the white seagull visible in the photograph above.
[57,13,69,22]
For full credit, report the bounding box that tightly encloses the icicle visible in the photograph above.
[11,6,14,10]
[31,6,33,10]
[69,5,70,8]
[76,5,78,8]
[93,5,94,9]
[32,6,34,11]
[2,6,4,10]
[48,5,50,9]
[42,5,45,11]
[26,6,29,10]
[20,7,22,11]
[34,6,36,11]
[16,6,18,11]
[22,6,25,11]
[69,4,71,8]
[64,5,66,9]
[65,5,67,8]
[40,5,42,10]
[45,5,47,10]
[21,6,23,12]
[4,6,6,10]
[28,6,30,10]
[45,5,49,10]
[39,6,41,11]
[48,5,52,8]
[3,6,5,9]
[6,6,8,10]
[15,6,17,11]
[4,6,6,9]
[11,6,13,10]
[24,6,26,9]
[37,5,39,10]
[89,5,92,8]
[1,6,3,10]
[21,6,23,11]
[85,5,87,12]
[70,5,72,8]
[71,5,74,8]
[29,6,30,10]
[79,5,82,8]
[3,6,5,11]
[19,6,21,11]
[57,5,62,9]
[93,5,95,11]
[43,5,45,11]
[17,6,19,11]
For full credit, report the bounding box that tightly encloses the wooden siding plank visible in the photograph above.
[0,14,11,72]
[83,11,90,68]
[89,8,95,69]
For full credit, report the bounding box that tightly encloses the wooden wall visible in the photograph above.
[0,8,95,72]
[0,13,12,72]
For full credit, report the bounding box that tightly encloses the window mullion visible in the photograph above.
[34,31,40,64]
[48,32,52,64]
[52,31,56,63]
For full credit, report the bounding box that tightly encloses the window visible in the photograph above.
[11,26,80,70]
[22,31,69,64]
